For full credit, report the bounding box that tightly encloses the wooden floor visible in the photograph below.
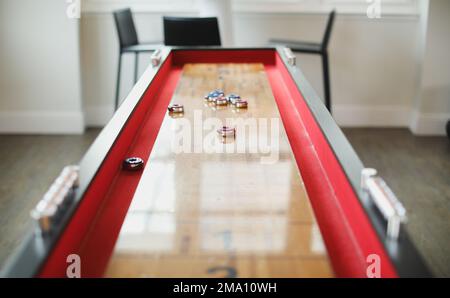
[105,63,332,277]
[343,128,450,277]
[0,128,448,276]
[0,130,99,268]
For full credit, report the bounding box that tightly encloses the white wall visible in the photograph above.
[1,0,448,135]
[411,0,450,135]
[81,10,421,129]
[0,0,84,134]
[234,13,420,127]
[80,11,195,126]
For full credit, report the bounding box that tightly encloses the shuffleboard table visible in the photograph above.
[1,47,431,278]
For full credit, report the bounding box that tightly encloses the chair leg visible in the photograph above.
[322,52,332,113]
[115,53,123,111]
[134,52,139,84]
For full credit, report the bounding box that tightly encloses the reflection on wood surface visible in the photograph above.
[105,64,333,278]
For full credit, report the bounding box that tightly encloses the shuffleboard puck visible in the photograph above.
[227,94,241,105]
[168,104,184,114]
[205,89,225,102]
[217,126,236,138]
[123,157,145,171]
[234,99,248,109]
[215,96,228,106]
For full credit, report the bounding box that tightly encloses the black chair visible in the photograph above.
[113,8,161,110]
[269,10,336,112]
[163,17,221,46]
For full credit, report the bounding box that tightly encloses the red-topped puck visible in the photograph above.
[217,126,236,138]
[168,104,184,114]
[234,99,248,109]
[215,96,228,106]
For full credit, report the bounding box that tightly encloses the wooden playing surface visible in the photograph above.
[104,63,333,277]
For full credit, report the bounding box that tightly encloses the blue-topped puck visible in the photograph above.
[226,93,241,104]
[204,89,225,101]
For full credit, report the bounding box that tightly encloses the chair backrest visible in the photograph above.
[113,8,139,49]
[163,17,221,46]
[322,10,336,50]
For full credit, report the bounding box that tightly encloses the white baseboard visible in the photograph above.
[0,110,85,134]
[85,104,414,129]
[410,111,450,136]
[333,105,411,128]
[84,105,449,136]
[84,105,114,127]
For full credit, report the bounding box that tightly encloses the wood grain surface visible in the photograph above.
[104,63,333,277]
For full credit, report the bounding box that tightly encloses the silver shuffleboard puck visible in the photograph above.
[215,96,228,106]
[122,157,145,171]
[204,89,225,102]
[234,99,248,109]
[226,94,241,105]
[168,104,184,114]
[217,126,236,138]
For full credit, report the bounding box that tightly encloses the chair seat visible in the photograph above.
[269,39,322,54]
[122,42,163,53]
